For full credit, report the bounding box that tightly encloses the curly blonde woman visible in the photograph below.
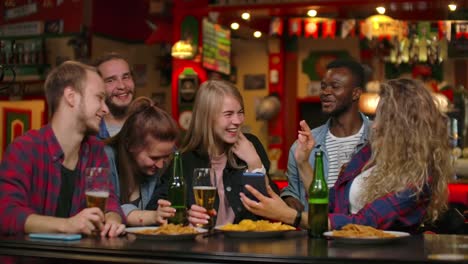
[239,78,452,232]
[361,78,452,223]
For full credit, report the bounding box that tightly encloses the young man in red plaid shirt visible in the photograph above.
[0,61,125,237]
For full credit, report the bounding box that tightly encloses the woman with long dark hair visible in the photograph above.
[105,97,180,226]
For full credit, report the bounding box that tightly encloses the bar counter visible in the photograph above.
[0,231,467,263]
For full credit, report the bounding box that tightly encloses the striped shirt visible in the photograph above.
[325,124,364,187]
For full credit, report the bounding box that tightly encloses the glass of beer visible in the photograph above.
[193,168,217,230]
[85,167,110,212]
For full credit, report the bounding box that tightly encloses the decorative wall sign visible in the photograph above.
[4,2,38,20]
[202,18,231,75]
[0,100,45,160]
[0,21,44,37]
[301,50,350,81]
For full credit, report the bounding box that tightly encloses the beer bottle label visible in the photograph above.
[309,198,328,204]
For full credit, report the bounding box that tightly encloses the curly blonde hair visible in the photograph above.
[362,78,452,222]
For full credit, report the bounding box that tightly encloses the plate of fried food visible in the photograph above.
[126,224,207,240]
[216,219,297,238]
[324,224,410,244]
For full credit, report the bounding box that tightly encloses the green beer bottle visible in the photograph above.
[168,151,186,225]
[308,151,329,238]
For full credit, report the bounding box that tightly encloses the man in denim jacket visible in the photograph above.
[281,59,372,211]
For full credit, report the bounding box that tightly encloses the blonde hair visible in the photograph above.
[362,78,452,222]
[181,80,244,168]
[44,61,96,116]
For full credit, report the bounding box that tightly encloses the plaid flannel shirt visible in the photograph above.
[0,125,124,234]
[329,144,430,232]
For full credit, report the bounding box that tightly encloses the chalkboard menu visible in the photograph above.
[202,18,231,75]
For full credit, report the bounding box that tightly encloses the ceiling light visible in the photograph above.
[307,9,317,17]
[241,12,250,20]
[253,31,262,38]
[448,4,457,11]
[231,22,239,30]
[376,6,386,14]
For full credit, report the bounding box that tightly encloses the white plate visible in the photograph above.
[126,226,207,240]
[323,230,410,244]
[215,225,298,239]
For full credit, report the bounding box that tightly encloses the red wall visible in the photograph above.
[92,0,152,42]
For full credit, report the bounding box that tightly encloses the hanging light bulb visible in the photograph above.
[253,31,262,38]
[241,12,250,20]
[307,9,317,17]
[448,4,457,11]
[376,6,386,14]
[231,22,240,30]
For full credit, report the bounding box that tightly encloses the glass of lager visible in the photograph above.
[193,168,217,230]
[85,167,110,213]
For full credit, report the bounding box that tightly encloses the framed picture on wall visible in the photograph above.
[244,74,266,90]
[307,81,321,96]
[151,92,166,109]
[133,64,147,87]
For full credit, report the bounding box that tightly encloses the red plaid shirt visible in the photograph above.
[0,125,124,234]
[329,144,430,233]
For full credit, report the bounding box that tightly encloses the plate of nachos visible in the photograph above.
[216,219,298,238]
[126,224,207,240]
[324,224,410,244]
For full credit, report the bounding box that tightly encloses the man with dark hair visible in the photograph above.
[93,52,135,140]
[281,59,372,212]
[0,61,125,236]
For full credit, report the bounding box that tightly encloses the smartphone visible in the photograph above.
[242,172,268,202]
[29,233,82,241]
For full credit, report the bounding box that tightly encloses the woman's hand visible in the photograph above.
[187,204,217,226]
[155,199,176,225]
[233,133,263,171]
[240,184,296,225]
[101,212,126,237]
[294,120,315,165]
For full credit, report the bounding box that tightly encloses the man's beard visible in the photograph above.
[106,97,129,119]
[322,101,352,118]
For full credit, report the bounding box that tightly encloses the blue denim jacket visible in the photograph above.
[280,113,372,211]
[97,119,110,140]
[104,146,162,217]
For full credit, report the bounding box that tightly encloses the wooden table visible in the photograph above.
[0,231,466,263]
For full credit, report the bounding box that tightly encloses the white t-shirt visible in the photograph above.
[349,166,374,214]
[325,124,364,187]
[106,123,122,137]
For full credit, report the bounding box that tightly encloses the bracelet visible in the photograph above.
[293,210,302,228]
[247,165,266,174]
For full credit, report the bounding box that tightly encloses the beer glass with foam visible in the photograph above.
[85,167,110,212]
[193,168,217,229]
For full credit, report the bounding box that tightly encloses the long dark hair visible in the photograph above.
[106,97,179,203]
